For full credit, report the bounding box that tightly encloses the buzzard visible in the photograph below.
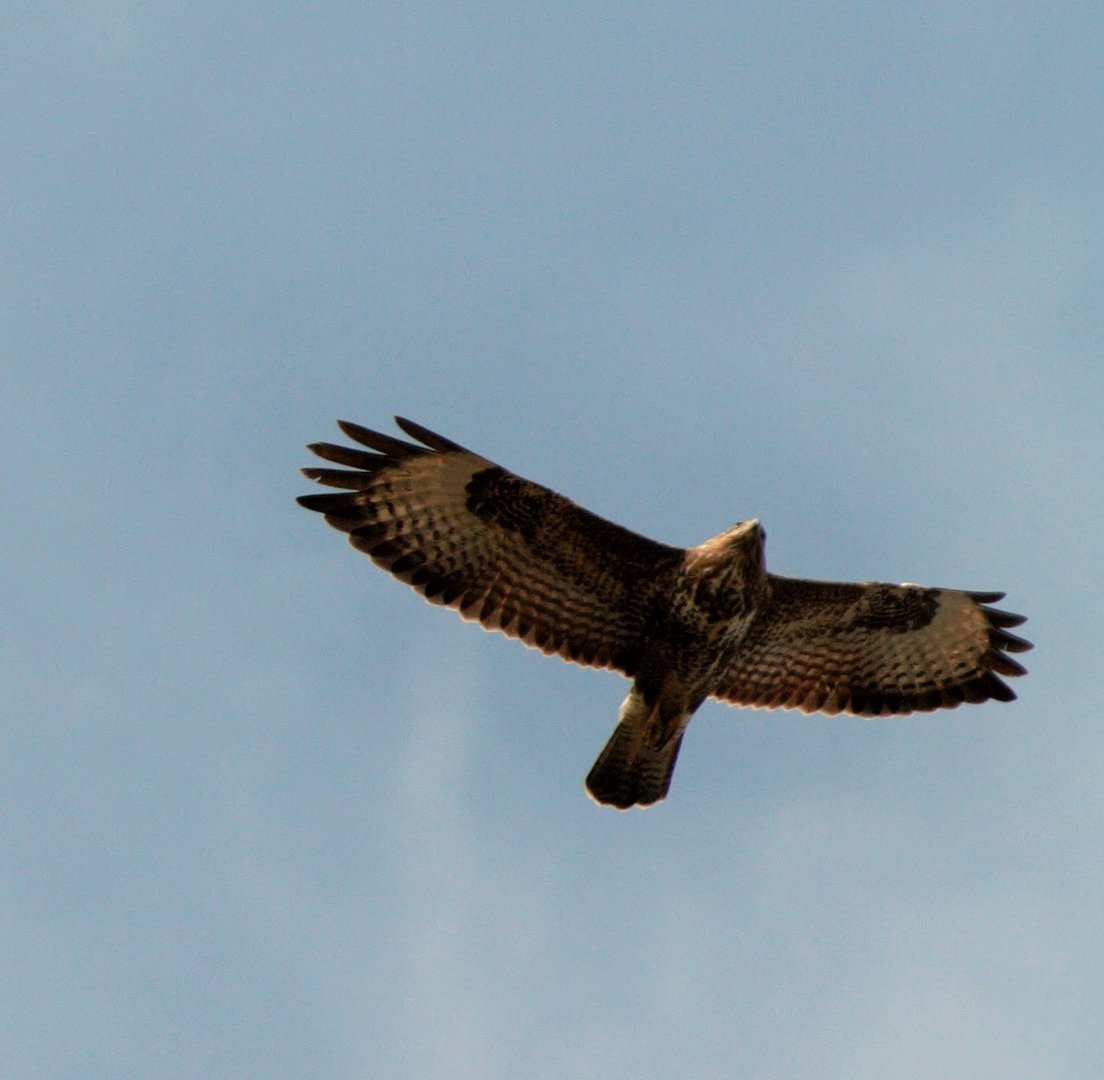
[298,417,1031,809]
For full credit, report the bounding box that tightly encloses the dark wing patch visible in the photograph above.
[712,576,1031,717]
[298,417,683,674]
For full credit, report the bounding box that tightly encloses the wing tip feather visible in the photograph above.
[335,419,428,457]
[393,416,470,453]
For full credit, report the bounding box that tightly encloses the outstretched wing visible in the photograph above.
[712,576,1031,716]
[298,417,683,674]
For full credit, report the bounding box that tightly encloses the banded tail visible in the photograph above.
[585,689,689,809]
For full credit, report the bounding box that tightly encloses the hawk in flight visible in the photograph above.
[298,418,1031,809]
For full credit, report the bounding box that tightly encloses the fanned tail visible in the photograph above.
[585,690,687,809]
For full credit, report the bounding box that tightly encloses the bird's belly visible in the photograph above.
[636,620,747,708]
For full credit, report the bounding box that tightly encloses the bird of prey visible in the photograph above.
[298,417,1031,809]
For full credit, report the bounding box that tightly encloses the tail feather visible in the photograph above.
[585,688,689,809]
[585,722,684,808]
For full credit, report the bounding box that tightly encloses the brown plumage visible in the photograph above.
[298,417,1031,809]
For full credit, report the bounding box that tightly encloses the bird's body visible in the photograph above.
[583,523,767,806]
[298,418,1031,809]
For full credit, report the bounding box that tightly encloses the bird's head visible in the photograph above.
[720,518,767,579]
[687,518,767,592]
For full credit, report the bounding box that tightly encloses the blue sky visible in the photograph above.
[4,5,1102,1078]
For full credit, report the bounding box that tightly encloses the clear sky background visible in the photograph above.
[4,6,1102,1078]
